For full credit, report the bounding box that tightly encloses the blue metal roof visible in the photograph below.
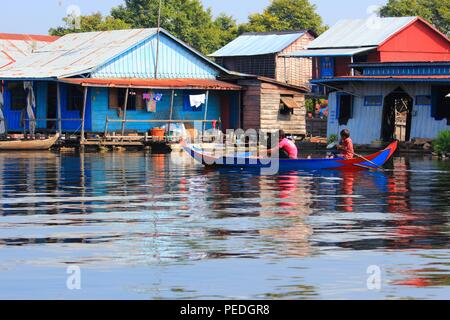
[210,31,307,57]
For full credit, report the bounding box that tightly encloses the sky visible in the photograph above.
[0,0,387,35]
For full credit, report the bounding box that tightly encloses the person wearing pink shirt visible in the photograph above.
[264,130,298,159]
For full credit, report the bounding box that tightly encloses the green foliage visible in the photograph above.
[49,0,329,54]
[305,98,315,114]
[239,0,328,35]
[379,0,450,35]
[49,12,130,36]
[433,130,450,155]
[111,0,238,54]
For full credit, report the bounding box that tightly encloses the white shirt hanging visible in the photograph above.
[189,94,206,108]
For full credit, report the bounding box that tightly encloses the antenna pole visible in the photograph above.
[155,0,163,79]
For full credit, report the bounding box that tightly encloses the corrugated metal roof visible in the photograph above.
[308,17,417,49]
[0,33,57,69]
[283,47,377,57]
[60,78,242,90]
[0,28,229,80]
[210,31,307,57]
[0,29,158,79]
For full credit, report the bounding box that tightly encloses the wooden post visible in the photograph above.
[56,82,62,135]
[202,90,210,137]
[121,88,130,136]
[104,116,109,137]
[81,86,88,143]
[167,89,175,138]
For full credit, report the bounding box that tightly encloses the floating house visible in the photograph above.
[285,17,450,144]
[211,30,315,87]
[235,75,309,136]
[0,33,58,134]
[211,30,313,136]
[0,29,241,138]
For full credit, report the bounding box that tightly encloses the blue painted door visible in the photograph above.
[60,84,92,132]
[3,82,27,132]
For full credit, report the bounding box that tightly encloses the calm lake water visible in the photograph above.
[0,151,449,300]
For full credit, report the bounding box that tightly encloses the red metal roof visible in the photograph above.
[0,33,59,42]
[60,78,242,90]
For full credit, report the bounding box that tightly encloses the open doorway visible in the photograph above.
[47,83,57,130]
[381,87,413,142]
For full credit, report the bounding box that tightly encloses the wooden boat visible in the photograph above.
[0,133,60,151]
[182,141,398,171]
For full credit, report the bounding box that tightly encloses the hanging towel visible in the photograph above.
[24,81,36,135]
[0,89,5,134]
[189,94,206,108]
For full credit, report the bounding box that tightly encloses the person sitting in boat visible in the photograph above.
[336,129,354,160]
[263,130,298,159]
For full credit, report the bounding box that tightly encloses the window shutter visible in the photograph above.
[109,88,119,109]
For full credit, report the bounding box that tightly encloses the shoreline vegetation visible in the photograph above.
[433,130,450,159]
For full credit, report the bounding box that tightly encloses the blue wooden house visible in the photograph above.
[0,28,241,136]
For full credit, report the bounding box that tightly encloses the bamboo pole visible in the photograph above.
[154,0,163,79]
[121,88,130,136]
[202,90,210,136]
[81,87,88,143]
[167,89,175,137]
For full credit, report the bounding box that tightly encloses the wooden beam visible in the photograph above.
[121,88,130,136]
[81,87,88,142]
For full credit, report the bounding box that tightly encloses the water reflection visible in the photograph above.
[0,151,449,298]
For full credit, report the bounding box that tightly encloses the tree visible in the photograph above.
[379,0,450,35]
[49,12,130,36]
[111,0,238,54]
[239,0,328,35]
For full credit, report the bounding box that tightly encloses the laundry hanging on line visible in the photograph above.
[24,81,36,135]
[143,92,163,113]
[189,94,206,108]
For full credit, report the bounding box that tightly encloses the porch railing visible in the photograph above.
[104,117,221,142]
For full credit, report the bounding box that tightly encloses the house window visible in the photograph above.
[364,95,383,107]
[279,95,298,115]
[431,86,450,124]
[416,95,432,106]
[109,88,146,111]
[66,85,84,111]
[7,82,27,111]
[320,57,334,78]
[336,93,353,126]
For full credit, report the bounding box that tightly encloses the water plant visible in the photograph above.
[433,130,450,156]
